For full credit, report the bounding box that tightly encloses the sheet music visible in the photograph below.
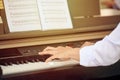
[37,0,73,30]
[4,0,42,32]
[4,0,73,32]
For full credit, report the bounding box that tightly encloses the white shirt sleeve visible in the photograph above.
[80,23,120,67]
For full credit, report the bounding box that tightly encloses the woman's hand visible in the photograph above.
[39,46,80,62]
[38,41,94,62]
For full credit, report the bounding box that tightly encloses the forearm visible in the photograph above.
[79,23,120,67]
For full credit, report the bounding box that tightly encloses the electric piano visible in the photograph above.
[0,0,120,80]
[0,48,79,78]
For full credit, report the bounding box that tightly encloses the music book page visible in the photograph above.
[37,0,73,30]
[4,0,73,32]
[4,0,42,32]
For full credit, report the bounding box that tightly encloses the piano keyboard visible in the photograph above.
[0,55,79,78]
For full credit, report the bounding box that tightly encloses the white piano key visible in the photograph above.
[1,59,79,77]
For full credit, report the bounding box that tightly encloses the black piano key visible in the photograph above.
[4,63,9,66]
[35,59,40,62]
[8,62,13,65]
[30,59,36,63]
[24,60,29,63]
[18,61,24,64]
[15,61,20,65]
[0,54,51,65]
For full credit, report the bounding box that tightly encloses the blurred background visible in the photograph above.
[100,0,120,10]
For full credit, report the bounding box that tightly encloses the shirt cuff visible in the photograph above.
[79,45,96,67]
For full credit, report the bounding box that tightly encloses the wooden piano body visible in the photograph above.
[0,0,120,80]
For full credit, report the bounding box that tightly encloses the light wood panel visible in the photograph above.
[0,24,116,40]
[0,30,111,49]
[0,0,3,9]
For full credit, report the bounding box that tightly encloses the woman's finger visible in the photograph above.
[45,55,57,62]
[39,50,57,55]
[43,46,56,51]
